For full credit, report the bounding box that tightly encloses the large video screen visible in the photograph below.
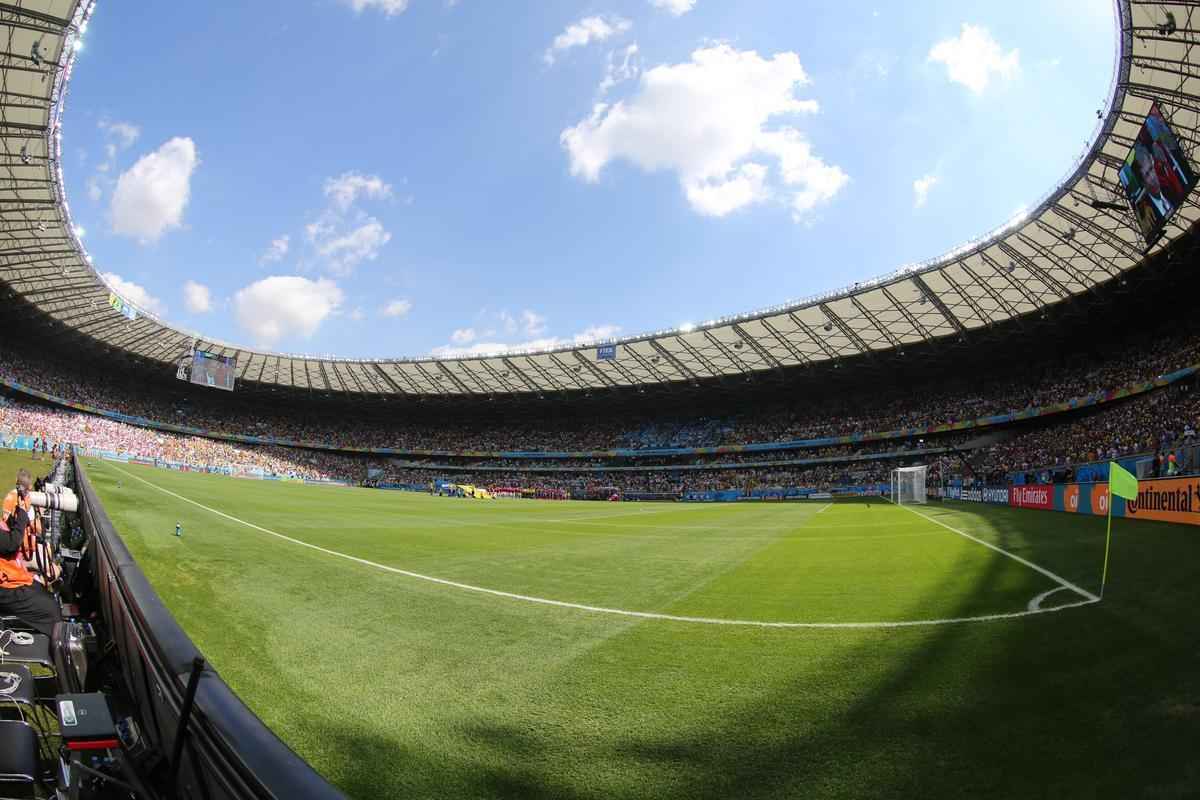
[1118,102,1197,247]
[191,350,236,391]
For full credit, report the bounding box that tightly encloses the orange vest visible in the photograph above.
[0,491,34,588]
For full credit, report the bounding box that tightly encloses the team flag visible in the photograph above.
[1109,461,1138,500]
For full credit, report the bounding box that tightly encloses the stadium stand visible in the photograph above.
[1,305,1198,494]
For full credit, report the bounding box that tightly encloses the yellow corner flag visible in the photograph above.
[1101,461,1138,598]
[1109,461,1138,500]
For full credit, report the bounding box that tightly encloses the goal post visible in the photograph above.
[890,465,928,505]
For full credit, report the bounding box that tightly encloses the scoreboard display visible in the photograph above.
[191,350,236,391]
[1118,102,1198,248]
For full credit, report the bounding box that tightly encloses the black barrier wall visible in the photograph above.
[73,455,345,799]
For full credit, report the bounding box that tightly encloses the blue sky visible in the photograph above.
[64,0,1115,358]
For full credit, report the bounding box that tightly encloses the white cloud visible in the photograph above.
[562,45,847,221]
[521,309,547,335]
[98,120,140,150]
[913,174,939,208]
[233,276,344,347]
[323,172,393,210]
[649,0,696,15]
[290,172,397,276]
[101,272,165,315]
[382,298,413,318]
[349,307,366,321]
[545,16,632,65]
[342,0,409,15]
[685,163,769,217]
[451,327,476,344]
[599,43,640,96]
[928,24,1019,94]
[311,219,391,276]
[182,280,212,313]
[88,120,141,202]
[260,235,290,264]
[110,137,198,243]
[431,323,620,358]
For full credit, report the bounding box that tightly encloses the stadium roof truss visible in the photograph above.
[0,1,1198,396]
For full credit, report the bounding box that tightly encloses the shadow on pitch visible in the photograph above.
[586,505,1200,799]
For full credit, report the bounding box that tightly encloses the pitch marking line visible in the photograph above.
[901,505,1100,603]
[1028,586,1071,612]
[106,465,1100,629]
[816,503,833,514]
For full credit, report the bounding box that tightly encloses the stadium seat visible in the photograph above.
[0,665,37,720]
[0,720,40,798]
[0,618,36,635]
[0,635,55,699]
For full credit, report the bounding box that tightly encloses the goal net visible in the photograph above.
[891,465,928,505]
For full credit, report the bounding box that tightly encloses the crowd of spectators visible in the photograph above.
[0,320,1197,492]
[1,319,1199,456]
[0,398,361,482]
[975,382,1199,481]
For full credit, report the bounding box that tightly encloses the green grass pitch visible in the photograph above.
[52,455,1200,798]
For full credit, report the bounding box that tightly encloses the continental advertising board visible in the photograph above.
[1005,477,1200,526]
[1122,476,1200,525]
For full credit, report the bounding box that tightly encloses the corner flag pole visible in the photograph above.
[1101,492,1113,600]
[1102,461,1138,600]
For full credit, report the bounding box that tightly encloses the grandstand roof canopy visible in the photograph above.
[1,1,1198,397]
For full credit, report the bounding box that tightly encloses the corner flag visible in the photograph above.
[1101,461,1138,598]
[1109,461,1138,500]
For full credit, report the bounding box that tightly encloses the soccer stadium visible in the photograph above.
[0,0,1198,797]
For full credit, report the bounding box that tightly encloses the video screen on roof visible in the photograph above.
[1118,102,1197,246]
[191,349,236,391]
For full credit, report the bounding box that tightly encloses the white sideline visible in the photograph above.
[105,464,1100,629]
[901,505,1101,603]
[816,503,833,514]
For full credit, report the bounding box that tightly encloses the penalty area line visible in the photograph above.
[105,464,1100,630]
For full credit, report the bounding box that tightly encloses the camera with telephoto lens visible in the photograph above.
[27,484,78,513]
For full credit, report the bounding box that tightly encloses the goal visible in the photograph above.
[890,465,928,505]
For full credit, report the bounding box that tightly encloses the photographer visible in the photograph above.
[0,469,60,635]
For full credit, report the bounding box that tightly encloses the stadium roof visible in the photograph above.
[1,0,1198,396]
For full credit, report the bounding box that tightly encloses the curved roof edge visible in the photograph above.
[6,0,1200,396]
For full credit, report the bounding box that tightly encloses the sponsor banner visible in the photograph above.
[1010,484,1054,510]
[956,487,1009,504]
[1123,476,1200,525]
[683,490,743,503]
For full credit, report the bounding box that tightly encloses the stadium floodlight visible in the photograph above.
[1006,261,1017,274]
[823,321,833,332]
[30,40,42,66]
[20,144,30,164]
[890,465,928,505]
